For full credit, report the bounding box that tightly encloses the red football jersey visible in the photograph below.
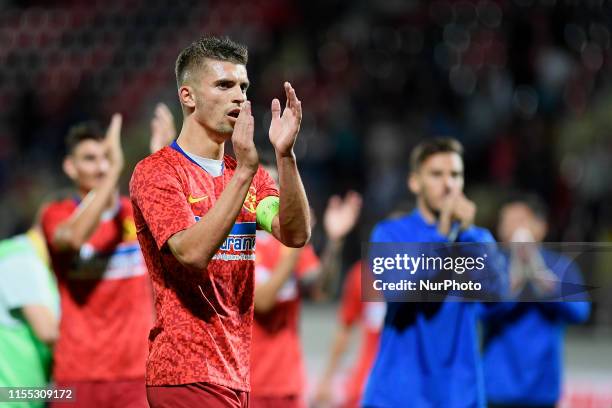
[129,146,278,391]
[41,196,153,382]
[250,232,320,397]
[340,261,385,407]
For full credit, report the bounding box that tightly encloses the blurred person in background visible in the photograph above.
[0,205,60,408]
[250,179,362,408]
[481,196,591,408]
[313,259,386,408]
[40,106,174,408]
[362,138,499,408]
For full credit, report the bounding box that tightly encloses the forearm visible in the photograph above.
[275,152,310,247]
[321,325,351,382]
[168,168,255,270]
[254,249,300,313]
[53,169,120,251]
[22,305,59,346]
[312,239,344,300]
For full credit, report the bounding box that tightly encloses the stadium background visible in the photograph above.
[0,0,611,405]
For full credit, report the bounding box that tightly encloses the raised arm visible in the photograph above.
[52,114,123,251]
[150,103,176,154]
[309,192,363,299]
[268,82,311,248]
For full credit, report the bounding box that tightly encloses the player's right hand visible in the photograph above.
[438,191,458,236]
[438,192,476,236]
[105,113,124,173]
[453,193,476,230]
[232,101,258,174]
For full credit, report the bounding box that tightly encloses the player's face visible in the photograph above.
[64,140,110,192]
[498,203,546,243]
[410,152,464,214]
[190,60,249,138]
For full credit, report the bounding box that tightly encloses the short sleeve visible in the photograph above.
[0,253,53,311]
[295,243,320,279]
[129,159,194,250]
[254,165,279,206]
[339,262,363,326]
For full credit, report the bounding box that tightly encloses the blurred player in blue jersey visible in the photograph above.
[481,196,590,408]
[362,138,497,408]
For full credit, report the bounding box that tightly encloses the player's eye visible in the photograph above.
[217,81,233,89]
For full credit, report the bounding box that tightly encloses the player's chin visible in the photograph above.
[217,123,234,136]
[82,179,102,192]
[427,199,444,214]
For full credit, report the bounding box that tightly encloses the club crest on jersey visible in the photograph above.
[243,186,257,213]
[122,217,137,241]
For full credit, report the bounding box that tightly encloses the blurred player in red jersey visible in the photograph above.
[129,36,310,408]
[313,260,386,408]
[250,186,362,408]
[41,107,174,408]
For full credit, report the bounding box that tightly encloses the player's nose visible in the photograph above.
[231,85,246,104]
[98,157,110,174]
[444,175,455,189]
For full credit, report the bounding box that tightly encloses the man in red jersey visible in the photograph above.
[41,115,160,407]
[129,36,311,408]
[250,190,362,408]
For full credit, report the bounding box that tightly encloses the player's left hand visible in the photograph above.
[323,191,362,241]
[269,82,302,157]
[150,103,176,154]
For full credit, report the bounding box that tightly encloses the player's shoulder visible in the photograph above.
[459,225,494,243]
[134,147,179,172]
[132,147,182,182]
[375,212,415,231]
[43,197,76,215]
[40,197,77,226]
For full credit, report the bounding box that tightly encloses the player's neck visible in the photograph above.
[416,199,437,224]
[177,120,225,160]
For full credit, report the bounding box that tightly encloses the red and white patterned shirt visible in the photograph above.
[250,232,320,397]
[41,196,152,382]
[129,145,278,391]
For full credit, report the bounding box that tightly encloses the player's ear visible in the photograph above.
[408,172,420,195]
[62,157,77,181]
[178,85,196,109]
